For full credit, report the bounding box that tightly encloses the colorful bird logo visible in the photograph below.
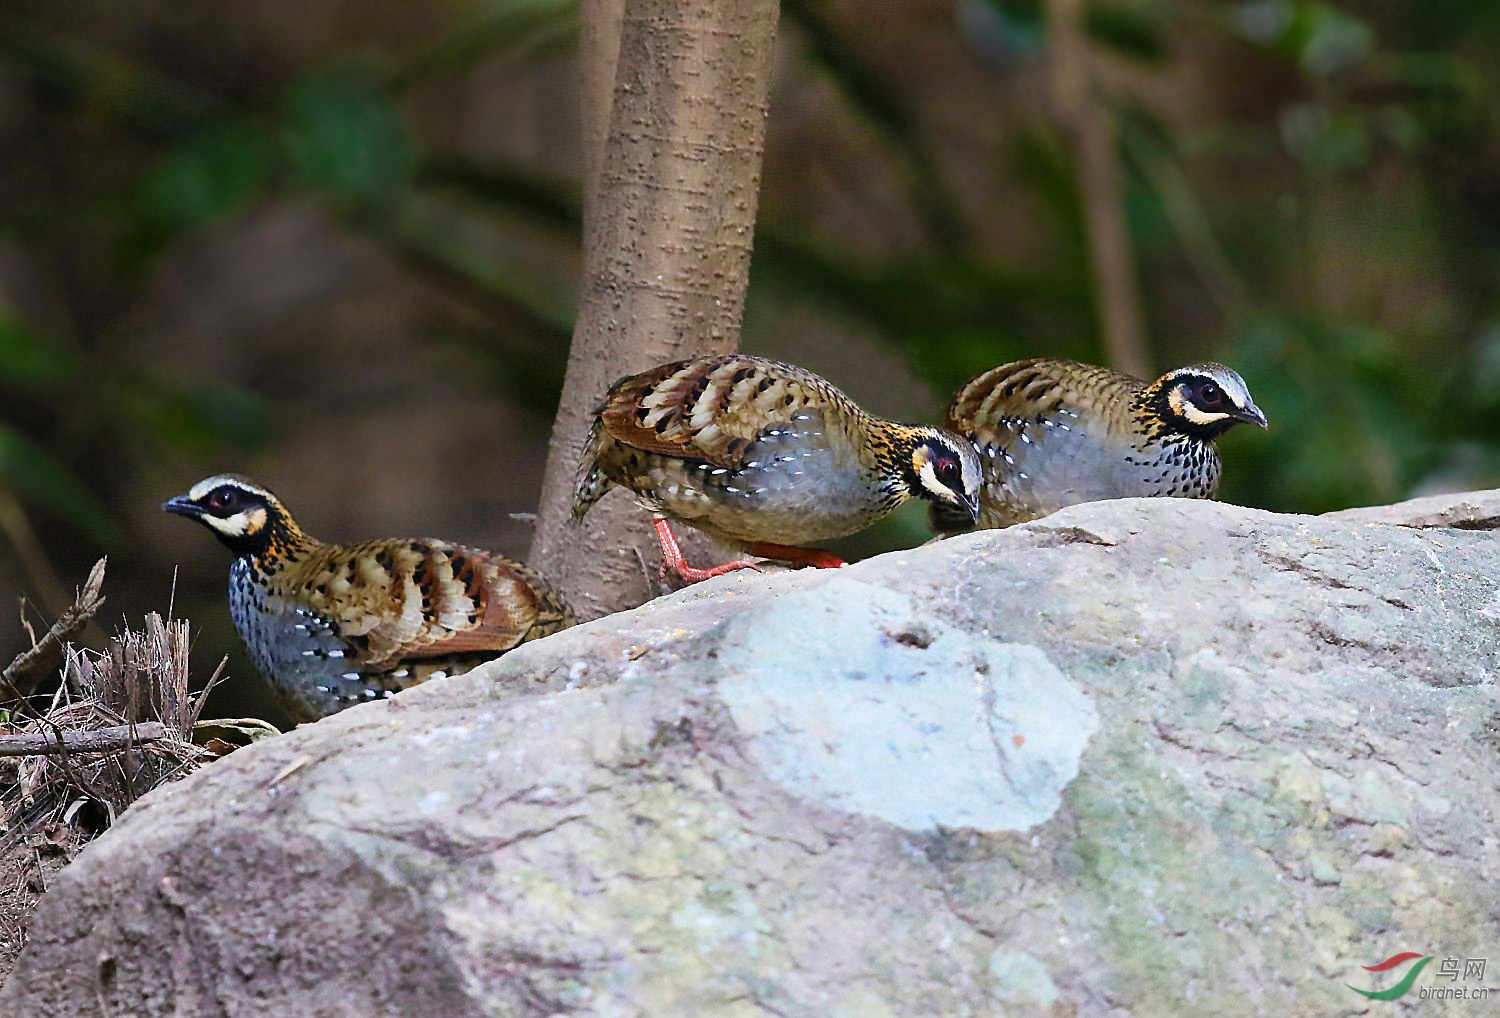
[1346,952,1433,1000]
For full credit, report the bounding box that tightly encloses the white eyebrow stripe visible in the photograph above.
[188,475,239,500]
[187,475,272,501]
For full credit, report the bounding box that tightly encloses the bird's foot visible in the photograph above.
[673,558,763,582]
[743,543,847,569]
[652,518,762,584]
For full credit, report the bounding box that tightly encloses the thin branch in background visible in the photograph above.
[0,487,70,619]
[1121,124,1248,319]
[418,156,582,233]
[387,0,581,94]
[373,223,575,349]
[2,557,106,707]
[782,0,972,257]
[1046,0,1151,379]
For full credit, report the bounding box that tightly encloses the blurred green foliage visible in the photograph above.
[978,0,1169,63]
[0,0,1497,581]
[121,125,267,266]
[0,306,273,549]
[284,72,416,212]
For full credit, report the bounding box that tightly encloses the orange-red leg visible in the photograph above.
[743,542,846,569]
[652,518,761,582]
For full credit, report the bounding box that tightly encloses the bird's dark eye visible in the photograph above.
[1195,380,1224,407]
[934,457,962,488]
[207,487,241,513]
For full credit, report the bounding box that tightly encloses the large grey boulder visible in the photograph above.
[5,497,1499,1017]
[1327,487,1500,529]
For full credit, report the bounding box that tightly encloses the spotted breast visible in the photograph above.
[935,358,1267,532]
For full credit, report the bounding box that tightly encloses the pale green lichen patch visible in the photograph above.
[1065,730,1301,1012]
[988,950,1059,1006]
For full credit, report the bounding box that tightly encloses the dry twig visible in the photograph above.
[0,568,242,984]
[0,722,166,758]
[2,611,214,859]
[2,558,107,704]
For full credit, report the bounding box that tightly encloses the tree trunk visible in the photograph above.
[577,0,625,216]
[529,0,782,619]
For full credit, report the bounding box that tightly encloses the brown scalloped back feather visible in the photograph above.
[947,358,1145,442]
[569,353,964,547]
[598,355,861,469]
[278,538,575,672]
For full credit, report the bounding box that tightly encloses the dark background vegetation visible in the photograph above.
[2,0,1497,722]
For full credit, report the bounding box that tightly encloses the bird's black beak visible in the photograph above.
[162,495,204,518]
[1234,402,1269,429]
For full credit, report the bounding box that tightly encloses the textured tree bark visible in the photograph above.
[577,0,625,215]
[529,0,781,619]
[1046,0,1152,379]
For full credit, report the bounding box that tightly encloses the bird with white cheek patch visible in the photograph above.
[573,354,982,581]
[931,358,1268,533]
[164,475,574,723]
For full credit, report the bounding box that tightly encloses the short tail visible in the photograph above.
[571,417,614,520]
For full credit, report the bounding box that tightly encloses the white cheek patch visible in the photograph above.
[917,460,964,504]
[918,460,941,496]
[204,512,252,537]
[204,507,266,538]
[1168,388,1230,427]
[1181,404,1231,426]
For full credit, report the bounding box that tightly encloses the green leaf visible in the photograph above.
[0,314,82,387]
[1235,1,1374,76]
[967,0,1047,62]
[980,0,1165,62]
[1086,4,1166,63]
[391,0,580,89]
[1279,103,1370,175]
[417,156,581,233]
[283,72,414,210]
[119,125,268,268]
[123,378,272,456]
[1293,3,1374,77]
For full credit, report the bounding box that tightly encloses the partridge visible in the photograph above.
[164,475,575,723]
[573,354,982,580]
[933,358,1267,532]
